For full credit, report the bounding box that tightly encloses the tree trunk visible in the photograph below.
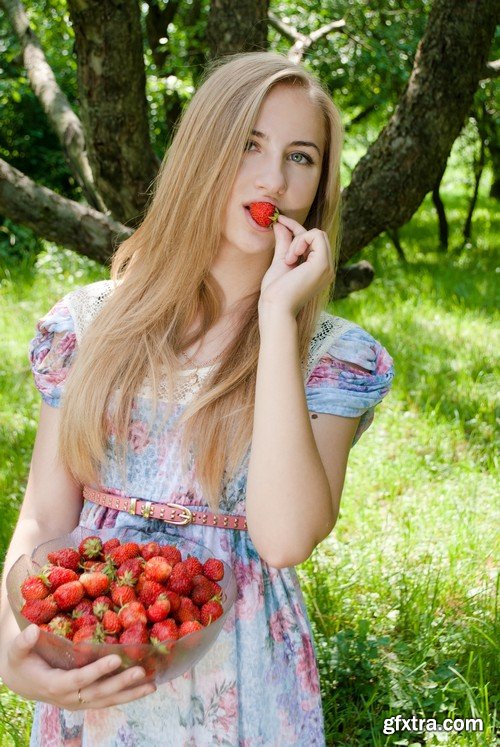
[66,0,160,226]
[339,0,498,264]
[206,0,270,57]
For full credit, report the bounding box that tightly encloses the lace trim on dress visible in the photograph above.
[65,280,357,405]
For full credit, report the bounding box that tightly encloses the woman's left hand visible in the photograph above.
[259,214,334,318]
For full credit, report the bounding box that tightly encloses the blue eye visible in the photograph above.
[244,141,314,165]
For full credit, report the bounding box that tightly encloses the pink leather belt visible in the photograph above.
[82,485,248,531]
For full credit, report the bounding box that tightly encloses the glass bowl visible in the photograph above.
[7,525,237,685]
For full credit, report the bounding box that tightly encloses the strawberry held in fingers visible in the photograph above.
[249,202,280,228]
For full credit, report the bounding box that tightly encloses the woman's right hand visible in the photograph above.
[2,624,156,710]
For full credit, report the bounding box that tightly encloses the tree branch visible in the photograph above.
[267,11,345,63]
[0,0,107,212]
[481,58,500,79]
[0,158,131,262]
[338,0,498,264]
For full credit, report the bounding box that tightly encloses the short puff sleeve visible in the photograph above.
[306,326,395,446]
[28,296,77,408]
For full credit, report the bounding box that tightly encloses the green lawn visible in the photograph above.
[0,160,498,744]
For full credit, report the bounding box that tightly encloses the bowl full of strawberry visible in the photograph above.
[7,526,237,685]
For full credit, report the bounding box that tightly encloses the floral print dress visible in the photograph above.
[27,280,394,747]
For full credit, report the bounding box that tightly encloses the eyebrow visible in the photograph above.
[251,129,321,156]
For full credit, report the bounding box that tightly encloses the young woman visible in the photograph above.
[0,51,394,745]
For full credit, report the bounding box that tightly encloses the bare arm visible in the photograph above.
[246,308,358,568]
[0,402,156,709]
[0,402,83,647]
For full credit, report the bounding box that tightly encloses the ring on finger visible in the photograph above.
[77,688,86,706]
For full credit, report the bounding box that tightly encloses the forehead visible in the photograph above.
[255,84,325,151]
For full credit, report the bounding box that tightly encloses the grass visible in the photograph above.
[0,156,498,744]
[297,159,499,744]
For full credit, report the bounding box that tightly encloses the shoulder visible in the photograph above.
[308,310,394,382]
[305,311,395,443]
[28,279,118,407]
[63,279,118,343]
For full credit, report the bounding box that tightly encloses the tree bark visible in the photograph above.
[206,0,270,57]
[66,0,160,226]
[339,0,499,264]
[0,158,131,262]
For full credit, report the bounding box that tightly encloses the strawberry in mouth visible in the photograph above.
[247,202,280,228]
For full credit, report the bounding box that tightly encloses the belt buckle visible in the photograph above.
[165,502,193,526]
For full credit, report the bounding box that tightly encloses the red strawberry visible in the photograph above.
[21,595,58,624]
[160,545,182,566]
[119,622,149,659]
[203,558,224,582]
[21,575,50,601]
[107,542,141,567]
[140,541,161,561]
[78,536,103,560]
[46,547,80,572]
[48,614,74,639]
[150,619,178,643]
[138,578,165,607]
[72,599,94,617]
[102,610,122,635]
[102,538,120,554]
[81,560,106,573]
[183,556,203,579]
[79,571,110,598]
[144,557,172,584]
[248,202,279,228]
[92,596,112,619]
[209,580,223,598]
[178,620,203,637]
[43,566,79,590]
[117,557,144,583]
[118,601,147,629]
[165,590,181,614]
[110,582,136,607]
[73,622,105,644]
[73,613,98,631]
[119,621,149,645]
[146,595,171,623]
[104,634,119,644]
[53,581,85,611]
[176,596,201,624]
[191,576,217,606]
[168,563,193,595]
[200,600,223,626]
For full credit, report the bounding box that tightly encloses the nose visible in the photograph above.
[254,154,287,196]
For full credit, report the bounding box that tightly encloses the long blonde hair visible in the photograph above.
[59,51,344,511]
